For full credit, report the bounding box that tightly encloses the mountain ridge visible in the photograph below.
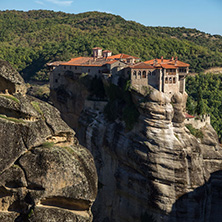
[0,10,222,81]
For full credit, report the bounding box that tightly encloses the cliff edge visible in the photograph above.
[0,61,97,222]
[50,72,222,221]
[77,89,222,222]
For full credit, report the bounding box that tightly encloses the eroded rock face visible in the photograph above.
[0,60,26,94]
[76,89,222,222]
[0,62,97,222]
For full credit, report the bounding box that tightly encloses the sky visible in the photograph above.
[1,0,222,35]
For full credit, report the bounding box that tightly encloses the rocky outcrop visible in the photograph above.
[0,61,97,222]
[49,67,222,221]
[0,60,26,94]
[76,89,222,222]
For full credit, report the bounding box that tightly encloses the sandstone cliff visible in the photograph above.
[0,61,97,222]
[51,76,222,221]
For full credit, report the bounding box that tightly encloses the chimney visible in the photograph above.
[171,56,174,61]
[103,50,112,58]
[161,56,163,63]
[92,47,102,58]
[154,58,158,66]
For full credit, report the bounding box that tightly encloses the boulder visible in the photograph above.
[0,61,97,222]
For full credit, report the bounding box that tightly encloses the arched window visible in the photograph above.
[142,71,146,78]
[138,71,141,79]
[173,77,176,83]
[165,77,168,83]
[133,71,137,79]
[169,77,172,83]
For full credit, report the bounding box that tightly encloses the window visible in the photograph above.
[148,71,151,75]
[133,71,137,79]
[142,71,146,78]
[75,66,77,70]
[169,77,172,83]
[165,77,168,83]
[70,66,72,69]
[173,77,176,83]
[179,68,186,73]
[64,66,66,69]
[88,69,91,73]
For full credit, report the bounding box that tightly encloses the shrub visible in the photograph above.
[41,142,54,148]
[185,124,203,139]
[0,95,20,103]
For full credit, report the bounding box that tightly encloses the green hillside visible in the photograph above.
[186,74,222,142]
[0,10,222,81]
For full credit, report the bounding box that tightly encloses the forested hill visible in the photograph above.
[0,10,222,81]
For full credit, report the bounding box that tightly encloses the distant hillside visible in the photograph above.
[0,10,222,81]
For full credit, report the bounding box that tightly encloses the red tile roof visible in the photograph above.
[161,64,177,69]
[184,113,195,118]
[61,57,97,66]
[145,58,190,68]
[130,62,154,69]
[60,57,121,67]
[107,53,140,60]
[105,60,118,65]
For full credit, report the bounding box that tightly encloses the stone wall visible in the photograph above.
[162,69,179,94]
[185,114,211,129]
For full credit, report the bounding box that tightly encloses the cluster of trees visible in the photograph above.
[1,10,222,81]
[186,74,222,141]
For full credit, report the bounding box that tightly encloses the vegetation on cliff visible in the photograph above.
[0,10,222,81]
[104,79,139,130]
[186,73,222,141]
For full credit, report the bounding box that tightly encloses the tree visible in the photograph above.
[195,87,205,115]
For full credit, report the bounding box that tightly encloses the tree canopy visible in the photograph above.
[0,10,222,81]
[186,74,222,142]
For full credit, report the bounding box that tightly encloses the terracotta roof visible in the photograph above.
[130,62,154,69]
[105,60,118,65]
[184,113,195,118]
[61,57,93,66]
[161,64,177,69]
[103,50,112,53]
[107,53,140,60]
[93,47,102,50]
[60,57,122,67]
[145,58,190,68]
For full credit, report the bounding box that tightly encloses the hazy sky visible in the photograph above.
[1,0,221,35]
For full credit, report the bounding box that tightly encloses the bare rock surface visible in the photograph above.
[50,70,222,221]
[75,89,222,222]
[0,61,97,222]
